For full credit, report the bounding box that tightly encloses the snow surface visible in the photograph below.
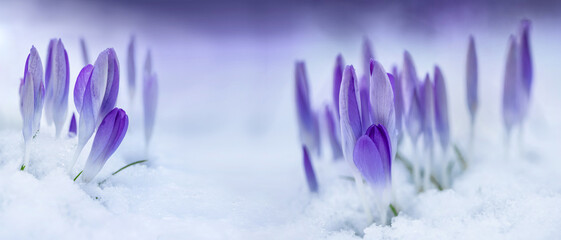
[1,1,561,239]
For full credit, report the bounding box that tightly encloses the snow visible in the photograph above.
[1,1,561,239]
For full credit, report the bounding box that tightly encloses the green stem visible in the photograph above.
[397,151,444,191]
[73,171,83,181]
[111,160,147,175]
[389,203,398,217]
[453,144,468,171]
[430,175,443,191]
[20,165,25,171]
[98,160,148,186]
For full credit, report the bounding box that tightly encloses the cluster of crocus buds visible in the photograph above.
[502,19,533,140]
[14,37,161,184]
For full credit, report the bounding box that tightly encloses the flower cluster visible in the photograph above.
[294,19,534,226]
[18,37,159,184]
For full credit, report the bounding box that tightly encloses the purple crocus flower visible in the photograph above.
[143,72,158,148]
[324,105,343,159]
[81,108,129,183]
[70,49,120,171]
[466,36,478,125]
[127,36,136,102]
[339,65,362,171]
[80,38,90,65]
[421,74,434,150]
[502,36,522,134]
[369,60,396,158]
[359,74,371,133]
[433,66,450,151]
[44,38,70,137]
[362,37,374,77]
[402,51,423,144]
[353,124,392,224]
[518,19,532,99]
[295,61,317,152]
[20,46,45,168]
[22,46,45,139]
[302,145,318,193]
[69,113,77,138]
[333,54,344,116]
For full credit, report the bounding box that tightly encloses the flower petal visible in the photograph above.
[422,74,434,149]
[74,64,94,112]
[324,105,342,159]
[80,38,90,65]
[302,145,318,193]
[518,19,532,97]
[433,66,450,150]
[353,135,389,190]
[466,35,478,123]
[69,113,77,138]
[24,46,44,136]
[365,124,392,182]
[339,65,362,170]
[295,61,314,147]
[45,39,70,137]
[21,72,35,142]
[389,67,404,144]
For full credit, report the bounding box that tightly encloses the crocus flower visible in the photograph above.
[390,66,404,145]
[502,36,522,134]
[69,113,77,137]
[518,19,532,121]
[324,105,342,159]
[466,36,478,125]
[71,49,120,171]
[339,65,362,172]
[81,108,129,183]
[362,37,374,77]
[22,46,45,139]
[143,72,158,148]
[20,46,45,168]
[402,51,423,144]
[80,38,90,65]
[369,60,396,158]
[44,38,70,137]
[421,74,434,189]
[353,124,392,224]
[127,36,136,102]
[294,61,320,154]
[333,54,344,116]
[302,145,318,193]
[433,66,450,151]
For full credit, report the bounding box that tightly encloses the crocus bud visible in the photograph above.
[90,48,120,126]
[359,74,371,133]
[80,38,90,65]
[69,113,77,138]
[369,60,396,159]
[518,19,532,98]
[502,36,522,133]
[22,46,45,139]
[143,72,158,147]
[333,54,344,116]
[339,65,362,172]
[302,145,318,193]
[295,61,315,150]
[466,36,478,124]
[353,124,392,223]
[44,39,70,137]
[81,108,129,183]
[433,66,450,151]
[402,51,423,144]
[127,36,136,102]
[389,66,404,145]
[324,105,342,159]
[362,37,374,77]
[421,74,434,150]
[144,50,152,76]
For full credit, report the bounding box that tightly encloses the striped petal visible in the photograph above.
[333,54,344,116]
[339,65,362,171]
[44,39,70,137]
[74,64,94,112]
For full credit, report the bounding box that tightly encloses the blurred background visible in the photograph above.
[1,0,561,238]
